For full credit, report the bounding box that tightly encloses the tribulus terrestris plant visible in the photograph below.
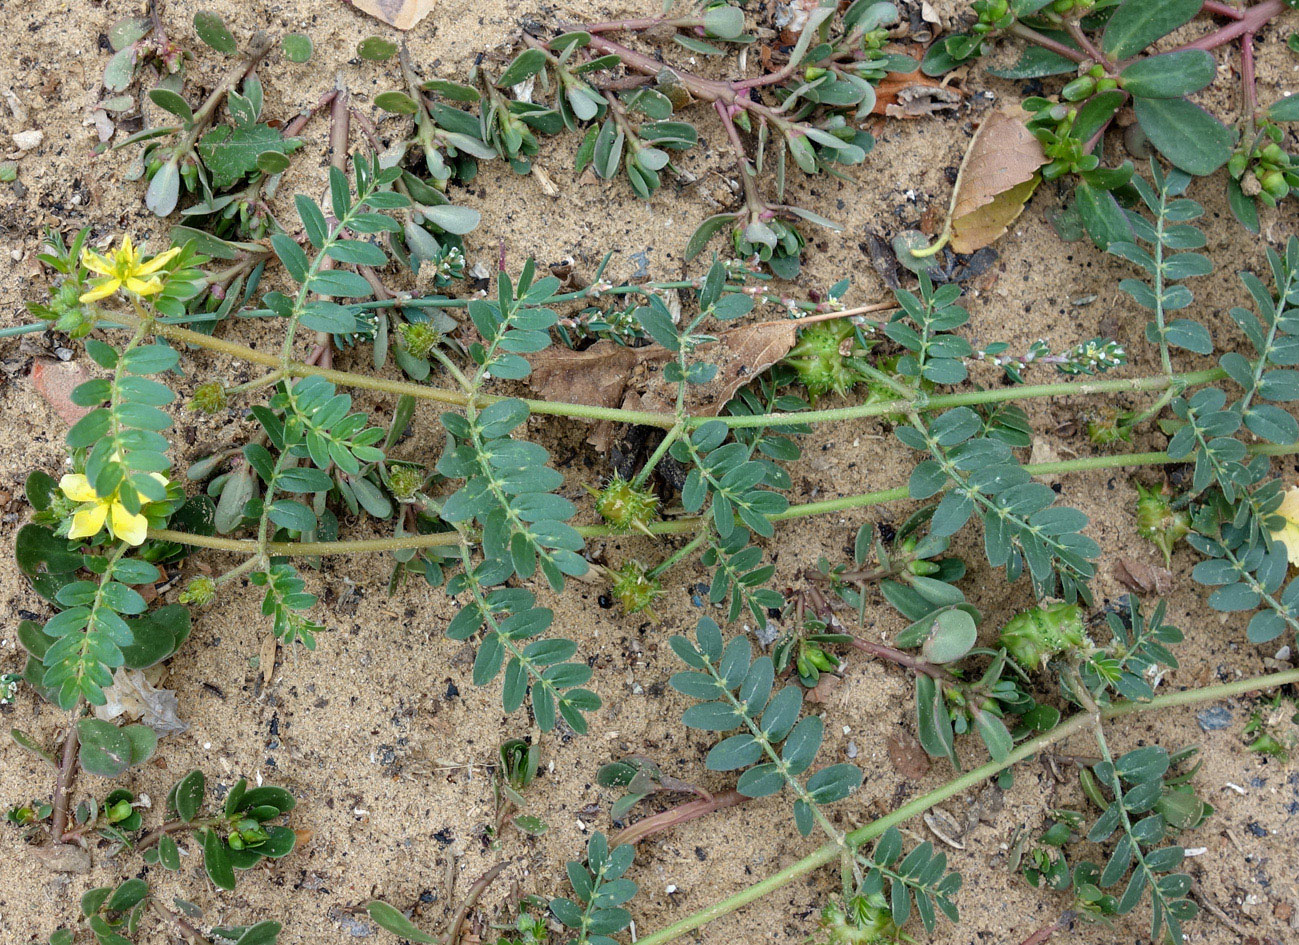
[7,4,1299,945]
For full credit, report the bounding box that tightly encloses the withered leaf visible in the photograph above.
[31,843,92,874]
[873,69,962,119]
[527,321,799,448]
[628,319,799,415]
[948,109,1047,253]
[1113,558,1174,596]
[31,358,92,425]
[348,0,435,30]
[886,733,931,780]
[527,341,641,413]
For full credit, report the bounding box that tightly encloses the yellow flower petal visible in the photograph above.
[109,501,149,546]
[70,503,109,540]
[79,278,121,303]
[1271,487,1299,567]
[59,473,99,503]
[80,250,115,277]
[134,246,181,276]
[124,276,163,296]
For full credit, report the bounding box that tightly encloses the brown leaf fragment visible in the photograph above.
[873,69,962,118]
[629,320,799,416]
[31,843,92,873]
[886,733,931,780]
[31,357,92,425]
[948,109,1047,253]
[1113,558,1174,596]
[527,342,640,413]
[526,321,800,448]
[348,0,435,30]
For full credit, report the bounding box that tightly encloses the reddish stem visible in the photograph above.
[848,638,954,682]
[1009,23,1087,64]
[444,862,508,945]
[583,16,697,33]
[610,789,749,847]
[1180,0,1284,51]
[1242,30,1258,117]
[48,699,85,843]
[1063,19,1114,70]
[1203,0,1247,19]
[584,33,734,102]
[280,88,339,140]
[1019,916,1072,945]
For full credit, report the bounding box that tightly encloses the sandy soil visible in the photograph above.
[1,1,1298,943]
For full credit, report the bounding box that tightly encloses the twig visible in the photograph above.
[611,789,749,847]
[1018,914,1073,945]
[48,698,85,842]
[444,861,509,945]
[1180,0,1284,51]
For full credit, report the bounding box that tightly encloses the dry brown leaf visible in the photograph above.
[526,342,641,413]
[348,0,435,30]
[31,357,92,425]
[1113,559,1175,596]
[948,109,1047,253]
[31,844,92,873]
[886,733,931,780]
[526,321,799,448]
[261,633,278,687]
[872,69,962,118]
[627,320,799,416]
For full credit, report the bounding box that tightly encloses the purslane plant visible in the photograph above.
[925,0,1299,245]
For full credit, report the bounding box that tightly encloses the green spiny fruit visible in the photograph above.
[813,893,902,944]
[592,476,658,534]
[189,382,228,415]
[178,576,216,607]
[610,560,662,618]
[1135,483,1189,566]
[1083,406,1132,446]
[999,602,1086,672]
[785,321,868,401]
[386,465,424,501]
[399,322,443,359]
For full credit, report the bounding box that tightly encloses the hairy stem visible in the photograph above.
[48,697,86,843]
[611,789,749,847]
[145,443,1299,555]
[633,667,1299,945]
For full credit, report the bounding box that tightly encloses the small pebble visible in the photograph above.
[1196,705,1232,731]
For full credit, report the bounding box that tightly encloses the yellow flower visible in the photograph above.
[59,471,167,547]
[79,236,181,303]
[1270,487,1299,567]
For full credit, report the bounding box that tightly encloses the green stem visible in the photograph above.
[633,667,1299,945]
[646,531,710,579]
[102,304,1229,431]
[633,423,685,489]
[147,444,1299,556]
